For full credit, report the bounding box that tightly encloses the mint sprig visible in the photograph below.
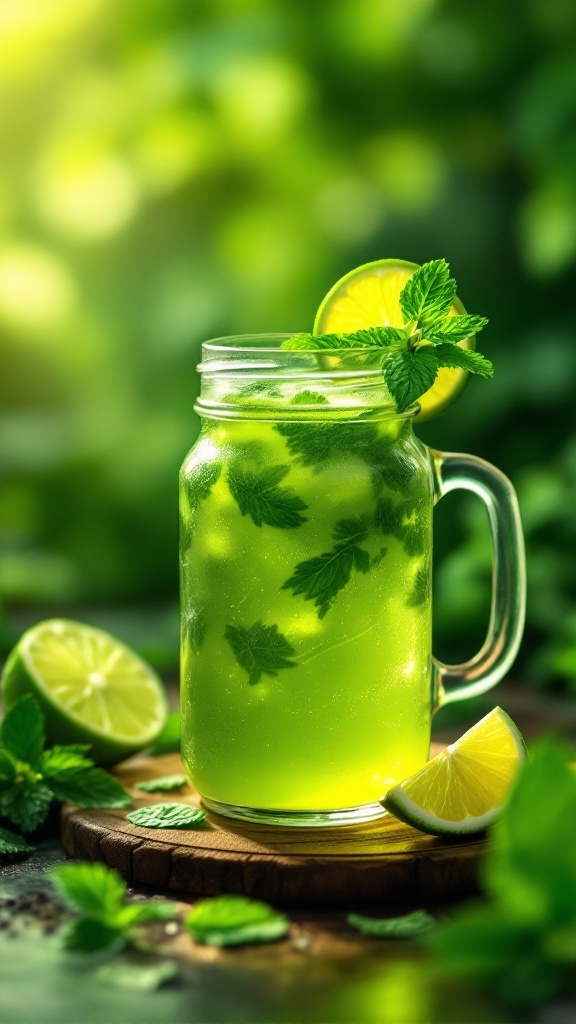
[224,620,297,685]
[53,861,178,952]
[281,259,492,412]
[0,696,131,834]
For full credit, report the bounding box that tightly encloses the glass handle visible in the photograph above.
[432,451,526,708]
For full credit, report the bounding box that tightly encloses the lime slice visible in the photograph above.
[314,258,475,421]
[382,708,526,836]
[1,619,168,766]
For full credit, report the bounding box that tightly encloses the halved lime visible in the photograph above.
[1,619,168,766]
[314,258,475,421]
[382,708,526,836]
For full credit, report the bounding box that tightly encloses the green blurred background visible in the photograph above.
[1,0,575,689]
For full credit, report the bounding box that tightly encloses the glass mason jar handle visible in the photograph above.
[432,451,526,709]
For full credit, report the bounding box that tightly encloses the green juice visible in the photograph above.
[180,407,433,815]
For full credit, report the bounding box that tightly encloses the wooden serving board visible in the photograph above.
[61,747,486,905]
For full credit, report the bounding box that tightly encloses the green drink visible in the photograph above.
[179,335,524,826]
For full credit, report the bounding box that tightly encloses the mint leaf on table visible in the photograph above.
[382,348,439,413]
[54,861,127,916]
[40,747,131,808]
[225,621,296,685]
[0,781,53,833]
[53,861,178,952]
[149,711,180,755]
[0,695,45,766]
[93,960,179,991]
[135,774,188,794]
[348,910,436,939]
[127,803,206,829]
[282,516,371,618]
[0,825,36,859]
[186,895,289,947]
[0,696,131,834]
[280,258,491,413]
[227,462,308,529]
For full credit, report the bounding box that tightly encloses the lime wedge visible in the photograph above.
[1,619,168,766]
[382,708,526,836]
[314,258,475,421]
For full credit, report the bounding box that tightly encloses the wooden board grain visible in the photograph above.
[61,747,486,905]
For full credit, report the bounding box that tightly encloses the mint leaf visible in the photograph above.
[227,462,308,529]
[425,314,489,343]
[184,603,206,653]
[290,390,328,404]
[135,774,187,793]
[53,861,127,916]
[0,825,35,859]
[64,917,125,952]
[407,564,431,608]
[150,711,180,755]
[383,348,439,412]
[41,756,131,809]
[0,780,52,832]
[186,460,221,510]
[186,895,289,947]
[277,420,378,471]
[376,496,429,555]
[282,327,408,351]
[126,803,206,829]
[348,910,435,938]
[399,258,456,327]
[93,960,178,991]
[282,517,370,618]
[0,695,45,766]
[433,343,493,377]
[0,750,16,782]
[225,621,296,685]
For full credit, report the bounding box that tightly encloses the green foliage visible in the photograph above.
[0,697,130,833]
[53,862,178,952]
[0,0,574,689]
[428,740,576,1009]
[224,621,296,685]
[227,462,308,528]
[186,895,289,947]
[282,516,371,618]
[126,803,206,829]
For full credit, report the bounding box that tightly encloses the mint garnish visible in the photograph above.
[126,803,206,829]
[281,259,492,412]
[281,516,371,618]
[227,462,308,529]
[186,895,289,947]
[224,621,296,685]
[0,696,131,834]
